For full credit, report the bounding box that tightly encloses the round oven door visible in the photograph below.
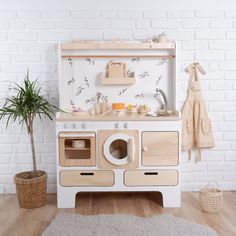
[103,134,135,166]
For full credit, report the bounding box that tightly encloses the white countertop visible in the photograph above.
[56,111,181,121]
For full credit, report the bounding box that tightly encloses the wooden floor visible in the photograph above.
[0,192,235,236]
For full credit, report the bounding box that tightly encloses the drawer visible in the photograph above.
[124,170,178,186]
[60,170,114,187]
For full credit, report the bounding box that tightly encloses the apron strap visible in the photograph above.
[185,62,206,82]
[195,149,201,162]
[188,149,201,162]
[188,149,191,161]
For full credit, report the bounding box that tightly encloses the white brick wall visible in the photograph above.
[0,8,236,193]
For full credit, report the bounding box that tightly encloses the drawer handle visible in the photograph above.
[144,172,158,175]
[80,173,94,176]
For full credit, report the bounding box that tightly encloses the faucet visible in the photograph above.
[154,89,168,111]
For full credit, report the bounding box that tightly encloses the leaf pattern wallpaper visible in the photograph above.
[61,56,174,113]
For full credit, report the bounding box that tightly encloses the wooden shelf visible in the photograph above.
[61,41,176,50]
[62,54,175,58]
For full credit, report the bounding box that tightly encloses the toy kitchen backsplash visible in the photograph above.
[61,56,174,113]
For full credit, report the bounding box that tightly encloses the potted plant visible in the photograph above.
[0,71,58,209]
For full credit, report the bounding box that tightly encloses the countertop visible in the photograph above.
[56,111,181,121]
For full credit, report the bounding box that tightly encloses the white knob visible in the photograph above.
[72,123,76,129]
[142,147,148,152]
[63,123,67,129]
[82,123,86,129]
[124,123,128,128]
[115,123,119,129]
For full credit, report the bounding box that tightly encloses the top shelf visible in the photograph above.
[61,41,176,50]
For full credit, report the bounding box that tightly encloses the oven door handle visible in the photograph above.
[59,133,95,138]
[128,138,134,162]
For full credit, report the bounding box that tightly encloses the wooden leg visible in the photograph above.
[57,189,76,208]
[161,189,181,208]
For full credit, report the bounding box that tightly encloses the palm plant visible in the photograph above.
[0,71,57,173]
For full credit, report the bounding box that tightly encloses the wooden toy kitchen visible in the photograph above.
[56,39,181,208]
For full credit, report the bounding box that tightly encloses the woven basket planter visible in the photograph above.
[199,183,223,213]
[14,170,47,209]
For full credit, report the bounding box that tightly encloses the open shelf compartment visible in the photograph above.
[59,132,96,166]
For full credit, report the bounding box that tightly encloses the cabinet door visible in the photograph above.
[142,132,179,166]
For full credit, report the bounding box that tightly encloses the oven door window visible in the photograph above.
[103,134,135,165]
[109,139,127,159]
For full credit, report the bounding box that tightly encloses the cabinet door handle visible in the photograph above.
[142,147,148,152]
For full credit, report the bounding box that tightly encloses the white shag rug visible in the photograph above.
[42,213,218,236]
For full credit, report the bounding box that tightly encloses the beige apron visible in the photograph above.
[181,63,215,161]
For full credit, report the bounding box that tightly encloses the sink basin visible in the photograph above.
[145,113,158,117]
[146,110,177,117]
